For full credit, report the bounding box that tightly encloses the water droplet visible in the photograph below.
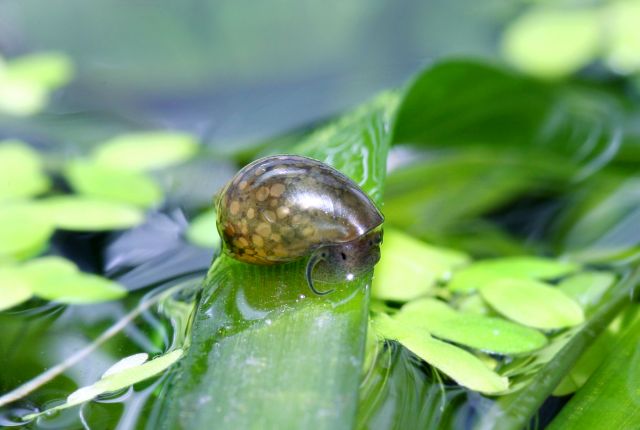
[298,294,306,300]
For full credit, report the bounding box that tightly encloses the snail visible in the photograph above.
[216,154,384,295]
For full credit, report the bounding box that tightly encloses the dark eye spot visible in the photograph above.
[321,252,328,258]
[340,252,347,260]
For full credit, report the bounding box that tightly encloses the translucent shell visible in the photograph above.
[216,155,384,265]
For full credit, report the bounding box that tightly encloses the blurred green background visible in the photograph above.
[0,0,513,147]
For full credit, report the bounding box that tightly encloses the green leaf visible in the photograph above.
[92,132,198,171]
[604,0,640,74]
[0,268,33,311]
[0,76,48,116]
[373,314,509,394]
[372,228,469,301]
[4,52,73,89]
[391,60,551,148]
[383,152,571,242]
[548,317,640,429]
[480,279,584,330]
[448,256,580,293]
[0,140,50,201]
[0,204,54,261]
[475,267,640,430]
[396,298,547,355]
[21,256,126,303]
[37,196,145,231]
[24,349,183,419]
[502,8,601,79]
[558,271,615,313]
[153,95,395,430]
[185,210,221,248]
[64,160,163,208]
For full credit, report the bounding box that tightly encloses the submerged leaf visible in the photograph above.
[396,298,547,355]
[0,140,50,201]
[448,256,579,293]
[37,196,145,231]
[64,160,163,208]
[373,314,509,394]
[480,279,584,330]
[92,132,198,171]
[372,228,469,301]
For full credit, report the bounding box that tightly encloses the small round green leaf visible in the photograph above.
[64,161,163,208]
[0,140,50,201]
[92,132,198,171]
[0,268,33,311]
[37,196,145,231]
[373,315,508,394]
[22,257,126,303]
[372,228,470,301]
[0,204,54,261]
[502,8,601,79]
[604,1,640,74]
[0,77,48,116]
[448,256,580,293]
[5,52,73,89]
[186,210,221,248]
[480,278,585,330]
[397,298,547,355]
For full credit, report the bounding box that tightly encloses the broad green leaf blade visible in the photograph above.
[391,60,551,148]
[548,316,640,429]
[92,132,198,171]
[64,161,163,208]
[448,256,580,293]
[5,52,73,89]
[480,279,584,329]
[502,8,600,79]
[0,268,33,311]
[37,196,145,231]
[0,204,54,261]
[372,228,469,301]
[397,298,547,355]
[373,314,509,394]
[186,210,221,248]
[154,95,395,430]
[0,140,50,201]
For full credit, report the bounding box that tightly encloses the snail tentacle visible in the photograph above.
[305,251,334,296]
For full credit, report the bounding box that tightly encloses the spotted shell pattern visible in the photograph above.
[216,155,384,265]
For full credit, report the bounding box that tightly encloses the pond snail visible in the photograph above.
[216,155,384,295]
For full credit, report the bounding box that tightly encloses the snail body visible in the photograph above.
[216,155,384,294]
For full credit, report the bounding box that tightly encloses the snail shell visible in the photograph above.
[216,155,384,293]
